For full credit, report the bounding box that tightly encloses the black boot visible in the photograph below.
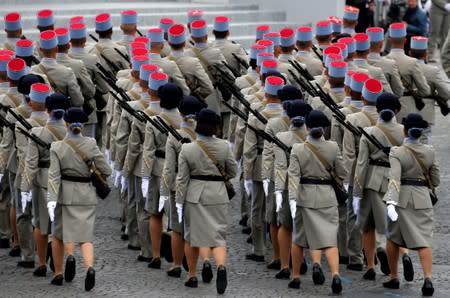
[216,265,227,294]
[64,255,76,282]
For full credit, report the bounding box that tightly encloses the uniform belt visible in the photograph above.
[369,159,390,168]
[257,148,263,155]
[61,175,91,183]
[401,179,427,186]
[155,150,165,159]
[191,175,224,182]
[37,161,50,168]
[300,178,333,185]
[403,91,413,96]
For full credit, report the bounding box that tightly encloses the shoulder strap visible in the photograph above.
[282,116,290,127]
[292,130,306,142]
[45,125,64,142]
[128,89,140,100]
[403,145,434,190]
[375,125,401,146]
[304,142,343,185]
[181,127,196,140]
[191,48,210,70]
[160,113,180,130]
[361,111,376,126]
[38,64,63,94]
[16,106,29,118]
[244,76,255,87]
[195,140,231,184]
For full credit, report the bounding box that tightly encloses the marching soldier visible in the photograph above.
[427,0,450,61]
[295,26,324,77]
[2,12,22,51]
[186,9,203,48]
[159,18,174,58]
[315,21,333,50]
[116,10,138,50]
[342,5,360,35]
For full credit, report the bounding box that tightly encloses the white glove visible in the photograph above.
[387,204,398,222]
[21,192,31,212]
[289,199,297,219]
[227,141,235,152]
[114,171,122,188]
[141,178,150,199]
[244,180,253,197]
[263,179,270,197]
[158,196,168,212]
[47,201,56,222]
[424,0,432,11]
[104,149,110,161]
[445,3,450,12]
[120,176,128,194]
[352,197,361,216]
[176,203,183,223]
[275,191,283,212]
[344,183,349,192]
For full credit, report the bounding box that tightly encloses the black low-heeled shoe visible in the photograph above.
[376,248,391,275]
[402,254,414,282]
[9,246,21,257]
[33,265,47,277]
[331,275,343,294]
[275,268,291,280]
[383,278,400,289]
[312,263,325,285]
[202,261,213,283]
[167,267,182,278]
[84,267,95,291]
[148,257,161,269]
[137,255,152,262]
[363,268,376,280]
[51,274,63,286]
[267,259,281,270]
[422,278,434,296]
[300,258,308,275]
[216,265,227,294]
[64,255,76,282]
[288,278,301,289]
[185,276,198,288]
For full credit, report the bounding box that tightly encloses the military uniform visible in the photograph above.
[367,53,405,97]
[428,0,450,59]
[295,51,324,77]
[353,59,393,93]
[148,53,190,95]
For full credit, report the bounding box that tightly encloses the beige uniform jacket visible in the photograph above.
[368,54,404,97]
[330,103,361,150]
[288,137,347,208]
[212,39,249,75]
[353,59,392,93]
[176,135,237,205]
[295,51,324,77]
[88,39,129,74]
[148,54,190,95]
[262,116,290,181]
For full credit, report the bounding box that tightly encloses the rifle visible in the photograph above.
[222,100,291,153]
[289,59,314,81]
[89,34,121,73]
[214,65,268,125]
[0,104,32,130]
[155,116,191,144]
[312,44,323,61]
[136,111,168,135]
[400,76,425,111]
[232,53,250,70]
[222,61,241,78]
[287,69,318,98]
[108,91,145,122]
[96,62,117,83]
[114,48,130,64]
[137,29,144,37]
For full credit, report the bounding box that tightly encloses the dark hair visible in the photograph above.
[310,128,323,138]
[316,35,331,43]
[292,119,305,128]
[195,122,217,136]
[380,110,394,122]
[408,128,422,139]
[53,110,64,120]
[37,25,54,32]
[169,42,185,50]
[410,49,427,60]
[96,28,113,39]
[57,44,70,52]
[71,125,82,134]
[70,38,87,47]
[15,55,33,67]
[280,45,295,53]
[296,40,312,50]
[355,49,369,56]
[331,33,351,43]
[212,30,228,39]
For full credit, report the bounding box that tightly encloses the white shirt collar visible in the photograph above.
[265,103,282,110]
[70,47,85,53]
[6,38,19,45]
[362,105,377,111]
[297,51,311,58]
[56,53,68,59]
[194,42,208,49]
[41,57,57,64]
[149,53,161,59]
[404,137,420,144]
[343,96,351,105]
[171,50,184,57]
[342,28,355,35]
[368,52,381,59]
[353,58,367,65]
[122,34,135,42]
[7,87,18,93]
[390,48,405,55]
[351,100,363,108]
[330,87,344,93]
[418,59,426,64]
[214,39,228,45]
[98,38,113,45]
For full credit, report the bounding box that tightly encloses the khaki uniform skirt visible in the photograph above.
[293,206,338,250]
[32,185,51,235]
[277,190,292,230]
[53,203,95,243]
[265,181,277,225]
[387,203,433,250]
[184,201,228,248]
[359,189,386,234]
[169,191,182,233]
[147,175,163,216]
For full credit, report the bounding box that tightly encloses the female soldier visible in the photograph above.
[273,100,311,287]
[160,95,206,277]
[47,108,111,291]
[383,113,439,296]
[288,110,347,294]
[21,93,69,277]
[176,108,237,294]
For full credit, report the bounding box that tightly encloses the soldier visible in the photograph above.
[31,31,84,108]
[142,79,182,269]
[21,92,68,277]
[329,16,343,37]
[186,9,204,48]
[116,10,138,50]
[288,110,346,294]
[277,28,306,88]
[159,18,175,58]
[315,21,333,50]
[386,22,430,123]
[295,26,324,77]
[47,107,111,290]
[256,25,271,42]
[176,108,237,294]
[428,0,450,60]
[161,95,206,277]
[55,27,96,137]
[35,9,55,58]
[383,113,439,296]
[342,5,360,35]
[2,12,22,51]
[409,36,450,138]
[244,75,285,262]
[125,64,161,262]
[353,33,392,93]
[264,32,282,57]
[366,27,405,98]
[147,27,190,95]
[338,36,356,68]
[15,39,38,69]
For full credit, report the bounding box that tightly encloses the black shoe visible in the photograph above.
[440,104,450,116]
[137,255,152,262]
[120,233,129,241]
[363,268,376,280]
[339,255,349,265]
[161,233,173,263]
[33,265,47,277]
[127,244,141,251]
[51,274,63,286]
[275,268,291,280]
[383,278,400,289]
[0,238,10,248]
[64,255,76,282]
[377,248,391,276]
[84,267,95,291]
[148,257,161,269]
[242,227,252,234]
[300,258,308,275]
[245,253,264,262]
[182,255,189,272]
[185,276,198,288]
[347,263,363,271]
[288,278,301,289]
[167,267,181,278]
[422,278,434,296]
[17,261,35,268]
[312,263,325,285]
[239,215,248,227]
[402,254,414,282]
[331,275,343,294]
[202,261,213,283]
[246,236,253,244]
[267,259,281,270]
[47,242,54,272]
[216,265,227,294]
[9,246,20,257]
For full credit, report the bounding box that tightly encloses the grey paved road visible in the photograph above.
[1,111,450,298]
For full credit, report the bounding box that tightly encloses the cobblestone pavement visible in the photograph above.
[1,111,450,298]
